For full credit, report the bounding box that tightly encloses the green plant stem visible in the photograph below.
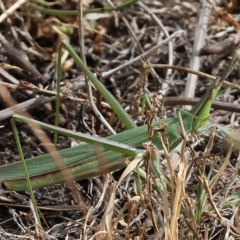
[11,118,41,225]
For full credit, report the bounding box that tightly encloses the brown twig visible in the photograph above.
[148,64,240,91]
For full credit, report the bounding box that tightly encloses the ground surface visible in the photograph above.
[0,0,240,239]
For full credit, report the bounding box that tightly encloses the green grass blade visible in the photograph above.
[61,41,137,130]
[54,43,62,145]
[11,118,41,224]
[14,114,141,156]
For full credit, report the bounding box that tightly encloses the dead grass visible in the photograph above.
[0,0,240,239]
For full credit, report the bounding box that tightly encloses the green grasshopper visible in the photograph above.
[0,41,237,191]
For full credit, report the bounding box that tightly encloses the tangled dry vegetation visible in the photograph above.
[0,0,240,239]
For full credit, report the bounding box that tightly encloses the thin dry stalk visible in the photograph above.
[162,175,171,238]
[137,1,173,92]
[169,109,189,239]
[143,142,159,233]
[201,127,217,175]
[148,64,240,91]
[200,166,239,235]
[77,0,115,134]
[99,153,143,238]
[209,143,232,190]
[0,0,27,23]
